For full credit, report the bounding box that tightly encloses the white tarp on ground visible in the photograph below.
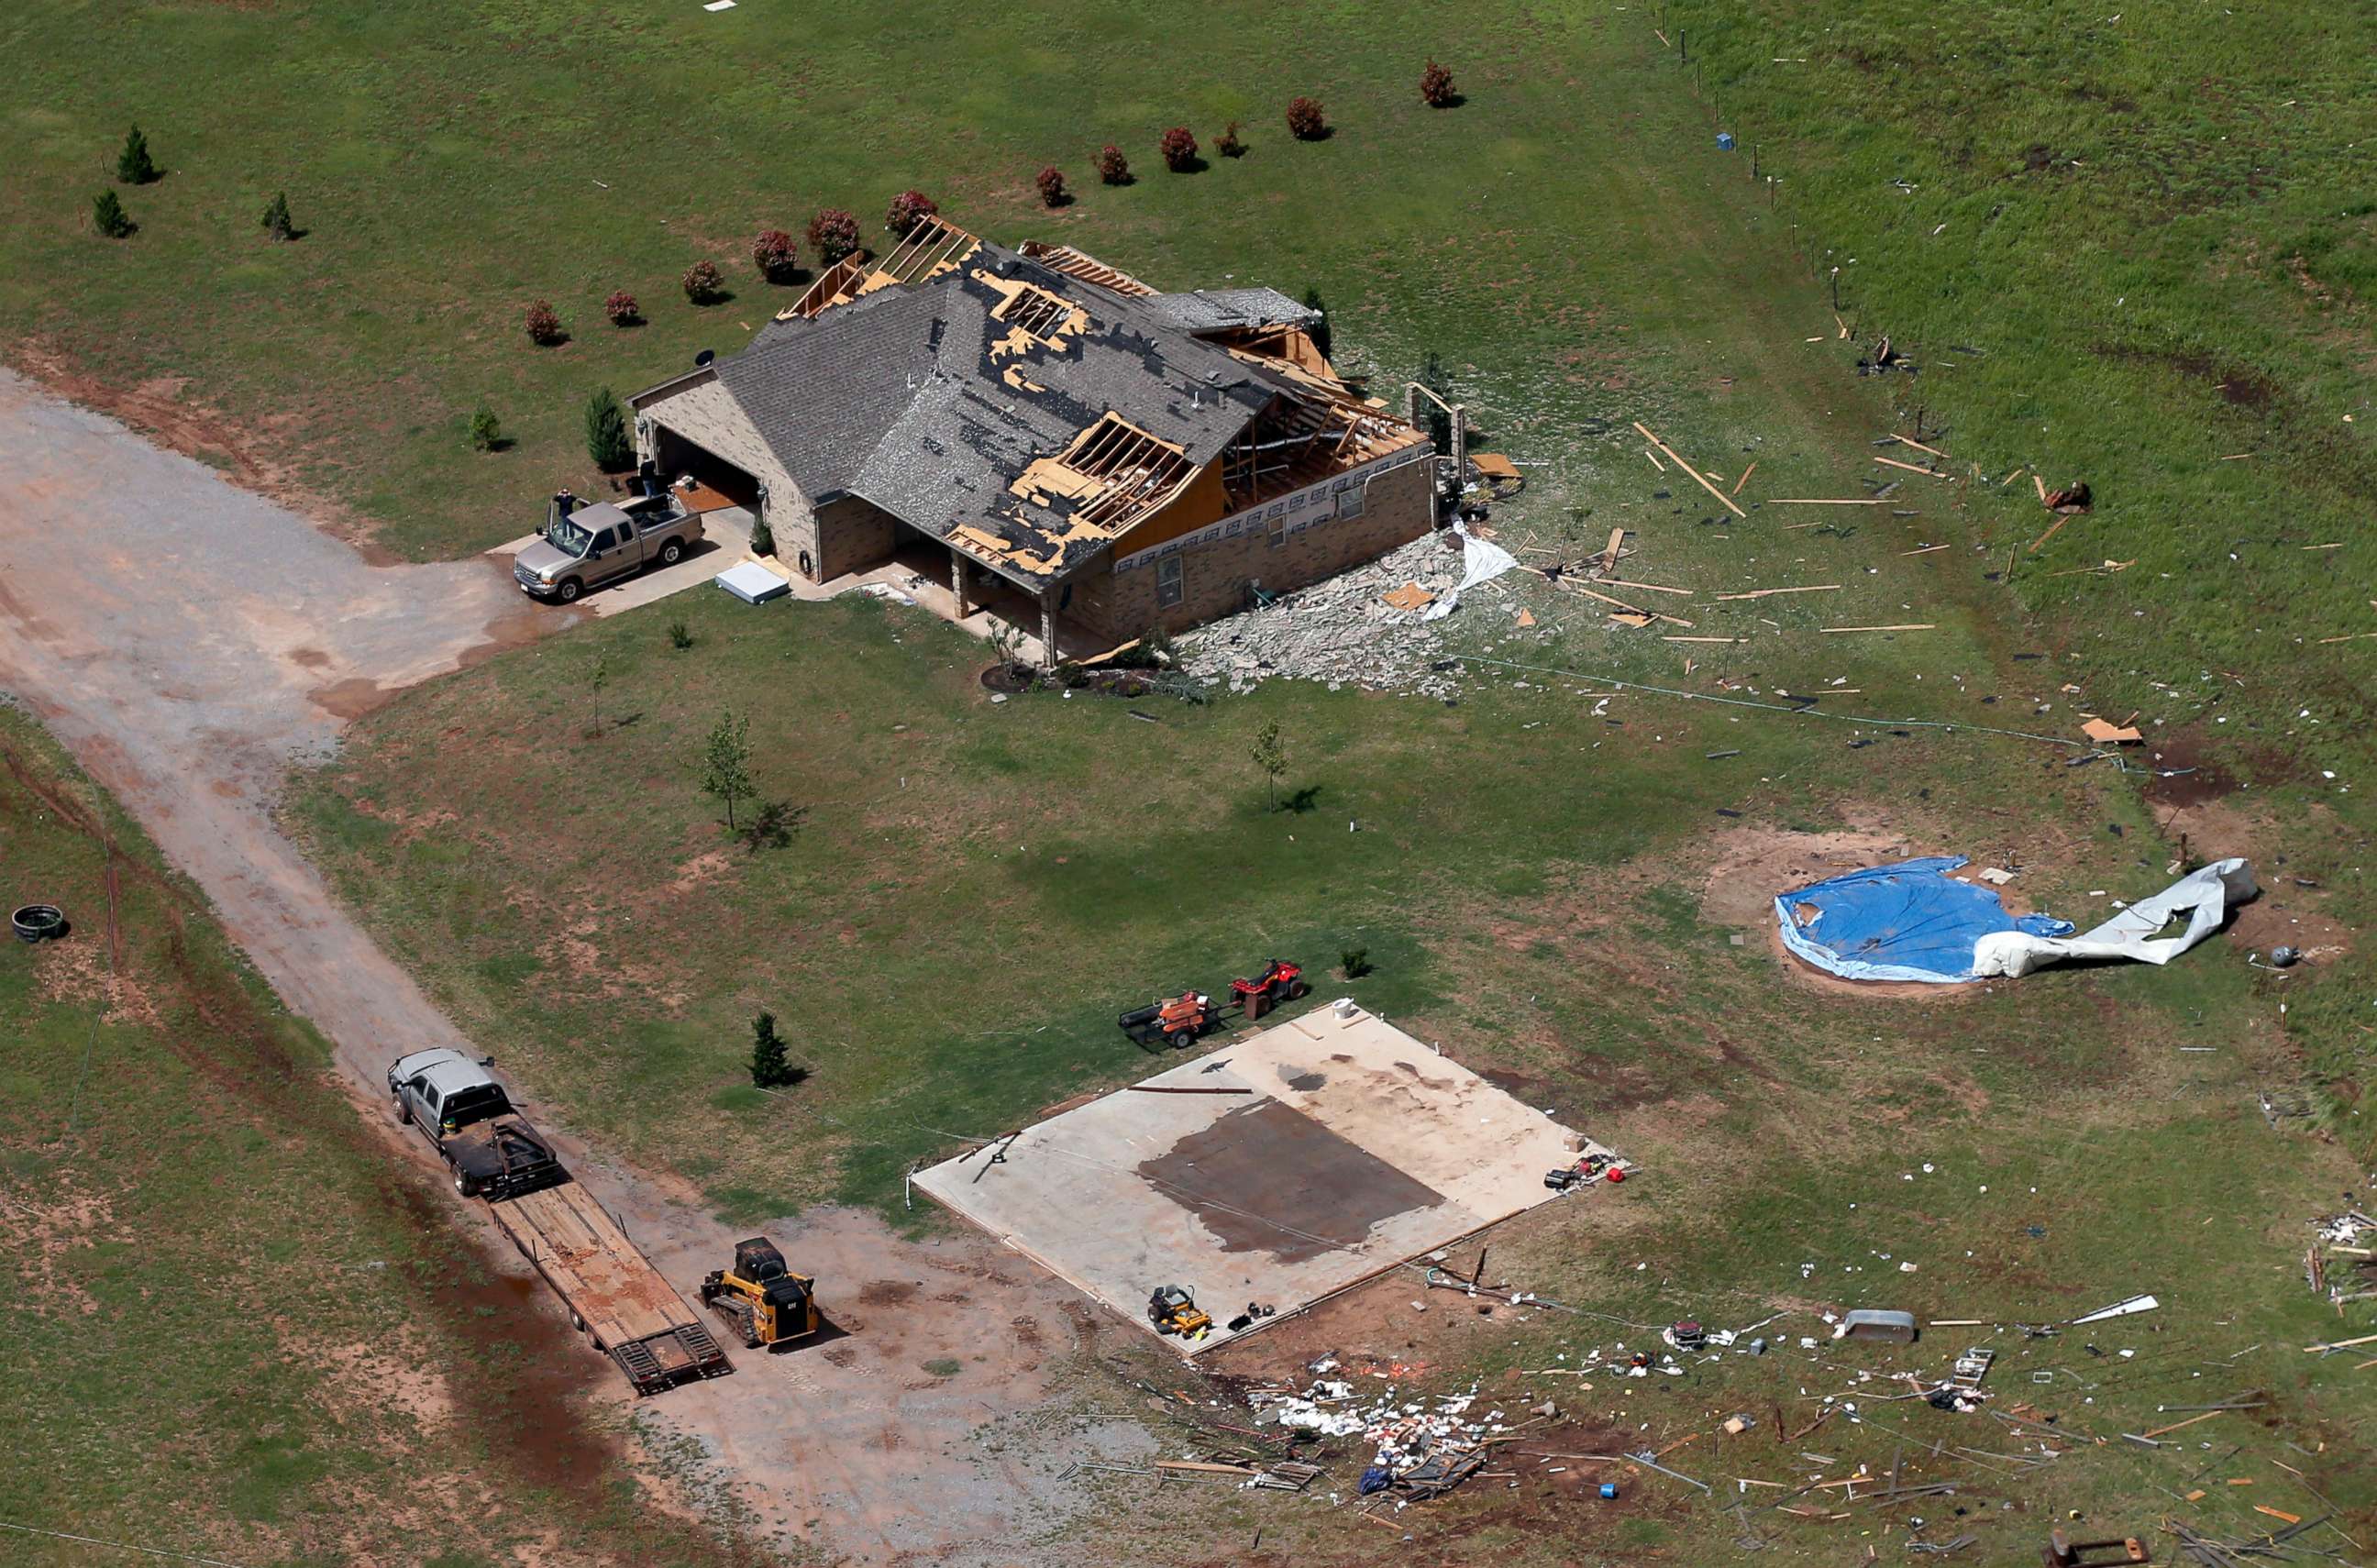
[1421,523,1519,621]
[1970,857,2257,979]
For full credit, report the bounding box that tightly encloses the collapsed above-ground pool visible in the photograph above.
[1775,855,2256,984]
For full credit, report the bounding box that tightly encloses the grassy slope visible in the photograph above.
[1658,0,2377,1143]
[0,710,750,1568]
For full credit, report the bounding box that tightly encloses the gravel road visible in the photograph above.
[0,368,1132,1563]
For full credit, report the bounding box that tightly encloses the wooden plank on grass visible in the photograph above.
[1891,434,1948,458]
[1664,635,1746,644]
[1567,582,1695,628]
[2029,514,2073,554]
[1633,420,1748,518]
[1875,455,1951,479]
[1767,498,1887,505]
[1731,461,1757,496]
[1716,584,1841,600]
[2138,1409,2223,1440]
[1821,624,1935,634]
[1900,544,1948,556]
[1600,579,1694,595]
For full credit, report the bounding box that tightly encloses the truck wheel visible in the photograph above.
[453,1171,477,1198]
[394,1097,411,1126]
[557,578,582,603]
[571,1310,586,1331]
[658,538,685,567]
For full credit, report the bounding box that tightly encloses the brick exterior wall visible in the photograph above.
[812,495,900,581]
[1067,455,1435,644]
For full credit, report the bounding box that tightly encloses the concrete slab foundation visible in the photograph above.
[912,1005,1607,1354]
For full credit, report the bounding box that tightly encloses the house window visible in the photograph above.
[1336,482,1367,522]
[1269,510,1288,548]
[1155,556,1185,608]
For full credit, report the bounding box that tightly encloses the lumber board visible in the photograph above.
[1819,624,1935,634]
[1632,420,1747,517]
[1767,498,1886,506]
[1716,584,1840,601]
[1890,434,1948,458]
[1730,461,1757,496]
[1874,455,1950,479]
[2138,1409,2223,1440]
[1599,578,1694,595]
[1568,580,1694,627]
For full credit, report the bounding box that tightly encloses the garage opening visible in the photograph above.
[647,425,763,513]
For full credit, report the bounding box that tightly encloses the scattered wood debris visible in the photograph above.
[1633,420,1748,518]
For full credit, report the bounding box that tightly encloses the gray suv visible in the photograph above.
[515,492,702,603]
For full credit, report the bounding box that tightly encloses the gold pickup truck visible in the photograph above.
[514,492,702,603]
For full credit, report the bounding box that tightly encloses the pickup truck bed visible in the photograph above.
[490,1181,732,1395]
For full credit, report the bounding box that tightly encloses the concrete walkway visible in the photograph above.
[0,368,1112,1564]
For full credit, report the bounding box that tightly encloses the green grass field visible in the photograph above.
[0,709,751,1568]
[8,0,2376,1561]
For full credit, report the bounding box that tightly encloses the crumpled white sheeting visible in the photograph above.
[1971,857,2257,978]
[1421,523,1519,622]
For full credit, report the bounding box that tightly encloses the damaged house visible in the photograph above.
[630,216,1437,656]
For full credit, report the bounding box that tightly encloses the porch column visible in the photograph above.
[1038,590,1057,666]
[950,548,971,616]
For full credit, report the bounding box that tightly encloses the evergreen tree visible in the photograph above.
[260,191,295,242]
[1302,287,1332,360]
[748,1010,793,1088]
[116,125,158,185]
[1419,350,1454,451]
[583,387,633,470]
[93,191,133,238]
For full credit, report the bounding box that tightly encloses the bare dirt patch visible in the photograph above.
[1696,819,2004,1001]
[0,1176,116,1318]
[2153,796,2353,962]
[29,930,161,1028]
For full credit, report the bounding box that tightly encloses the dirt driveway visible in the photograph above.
[0,370,1133,1563]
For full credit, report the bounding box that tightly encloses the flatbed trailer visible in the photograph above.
[489,1179,732,1395]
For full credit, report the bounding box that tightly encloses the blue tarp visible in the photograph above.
[1774,856,2074,984]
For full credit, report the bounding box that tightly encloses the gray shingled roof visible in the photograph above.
[690,243,1306,579]
[713,284,946,502]
[1138,286,1318,335]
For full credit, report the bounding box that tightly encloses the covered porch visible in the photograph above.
[836,525,1110,667]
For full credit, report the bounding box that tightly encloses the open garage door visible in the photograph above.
[648,424,763,513]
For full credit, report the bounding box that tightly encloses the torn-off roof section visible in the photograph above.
[1015,240,1158,300]
[1140,286,1320,336]
[673,237,1351,580]
[842,245,1277,576]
